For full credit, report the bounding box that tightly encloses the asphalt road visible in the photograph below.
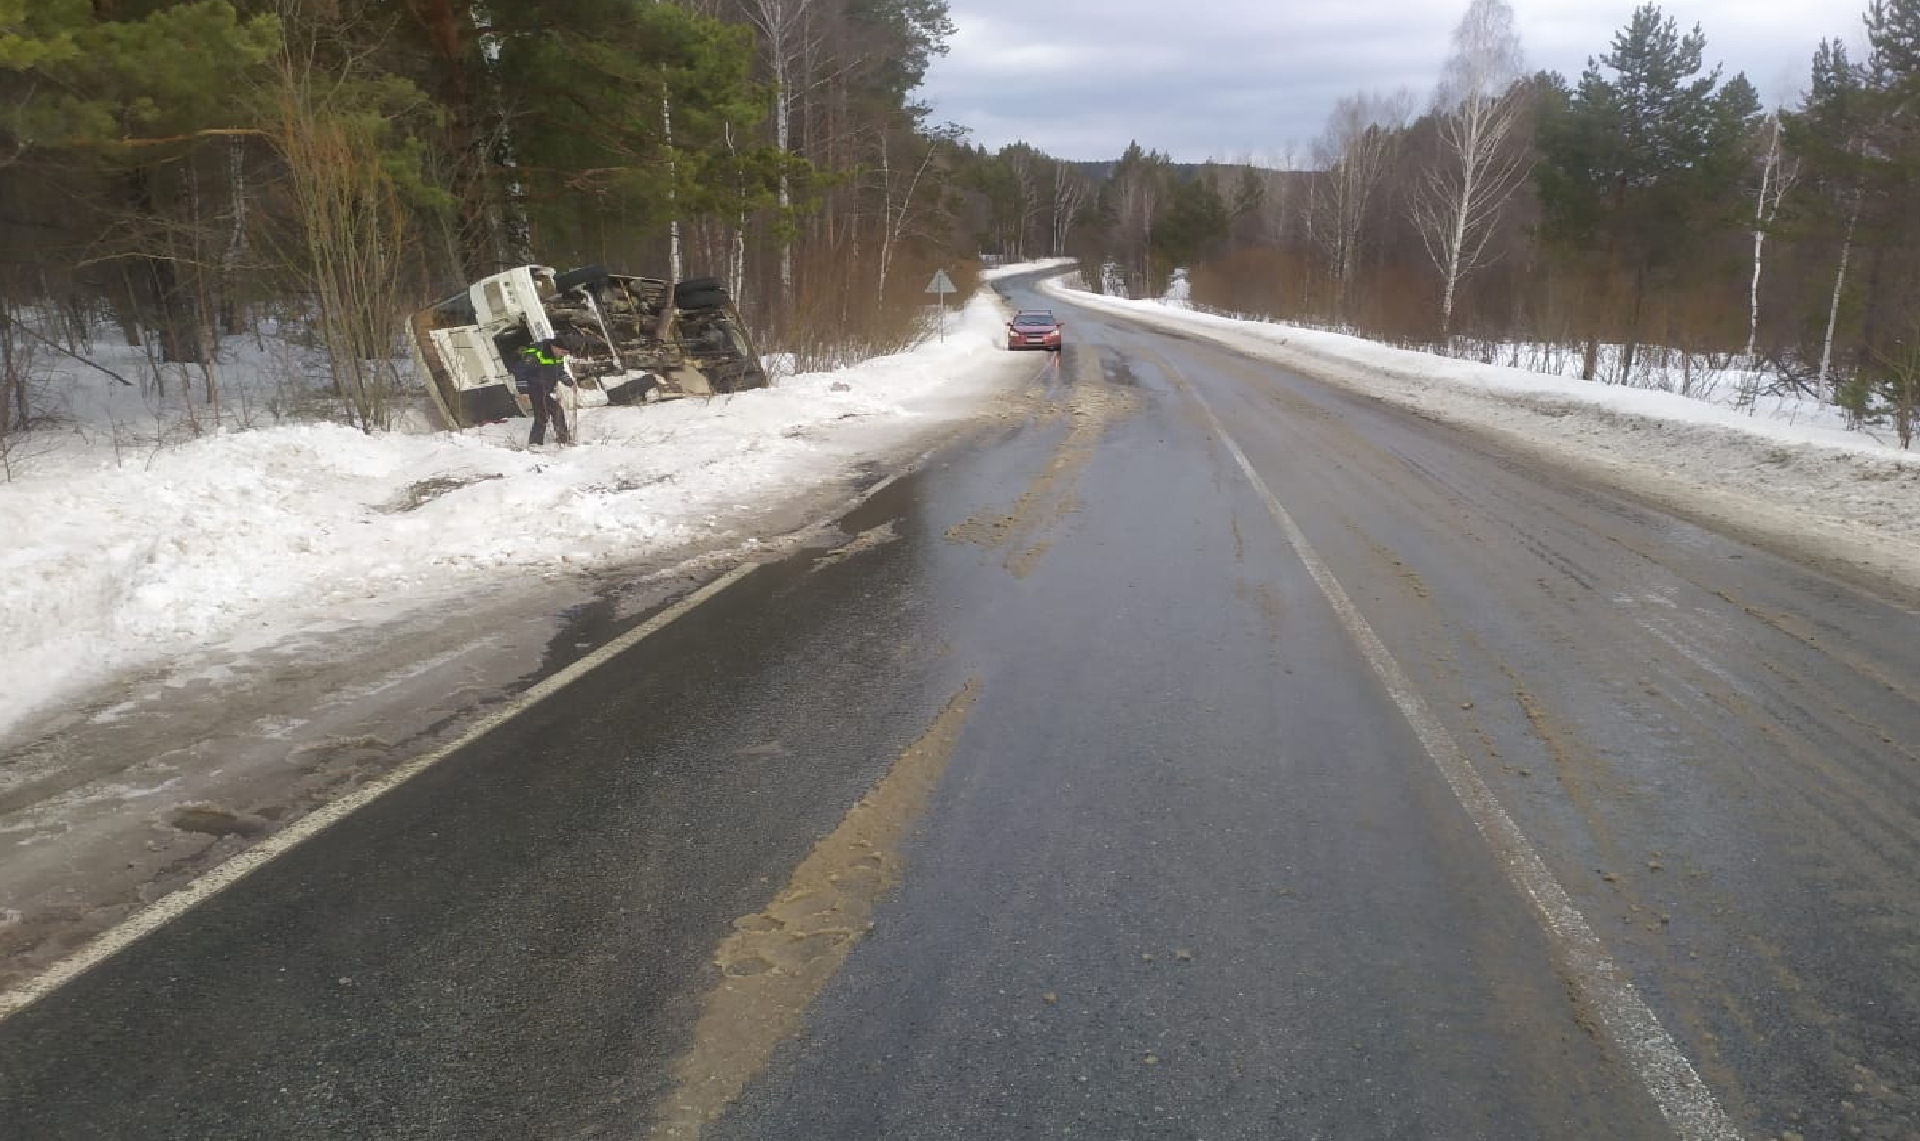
[3,272,1918,1140]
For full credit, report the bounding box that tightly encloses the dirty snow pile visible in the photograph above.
[0,285,1017,743]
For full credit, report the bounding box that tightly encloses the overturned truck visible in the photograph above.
[408,265,770,429]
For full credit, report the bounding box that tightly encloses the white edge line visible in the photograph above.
[1189,394,1742,1141]
[0,561,760,1022]
[2,406,940,1021]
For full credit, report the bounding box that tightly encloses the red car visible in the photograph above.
[1006,309,1064,351]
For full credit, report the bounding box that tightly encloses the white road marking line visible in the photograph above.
[0,562,760,1023]
[1189,393,1742,1141]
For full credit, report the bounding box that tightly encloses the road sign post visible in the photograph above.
[925,268,956,341]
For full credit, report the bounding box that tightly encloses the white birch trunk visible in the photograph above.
[876,137,890,304]
[650,0,682,282]
[745,0,813,305]
[663,90,682,282]
[1818,191,1861,400]
[220,136,249,337]
[1411,0,1525,338]
[1050,166,1085,257]
[776,76,793,296]
[876,135,938,305]
[1744,114,1796,362]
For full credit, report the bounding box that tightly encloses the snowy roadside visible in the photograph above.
[0,285,1026,749]
[11,264,1918,751]
[4,258,1916,997]
[1043,278,1920,602]
[10,264,1918,753]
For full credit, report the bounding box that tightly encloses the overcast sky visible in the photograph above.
[917,1,1860,164]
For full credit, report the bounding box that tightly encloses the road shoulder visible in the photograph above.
[0,353,1034,1000]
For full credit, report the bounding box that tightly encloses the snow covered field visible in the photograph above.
[5,261,1919,749]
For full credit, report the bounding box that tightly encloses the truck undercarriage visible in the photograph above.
[408,265,770,430]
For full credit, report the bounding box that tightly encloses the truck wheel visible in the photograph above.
[460,383,522,425]
[555,265,610,294]
[606,373,661,405]
[674,277,730,309]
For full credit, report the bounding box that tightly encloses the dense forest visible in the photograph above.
[0,0,968,433]
[3,0,1918,447]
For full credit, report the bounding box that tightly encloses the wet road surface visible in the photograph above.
[3,274,1919,1139]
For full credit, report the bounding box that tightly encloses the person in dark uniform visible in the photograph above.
[511,338,573,446]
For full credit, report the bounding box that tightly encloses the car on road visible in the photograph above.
[1006,309,1064,352]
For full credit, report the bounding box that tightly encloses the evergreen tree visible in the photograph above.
[1230,167,1267,226]
[485,1,781,266]
[1866,0,1920,79]
[0,0,971,396]
[363,0,501,278]
[1153,172,1229,273]
[843,0,954,113]
[1102,142,1172,295]
[1,1,277,153]
[1536,3,1757,380]
[1841,0,1920,440]
[0,1,280,363]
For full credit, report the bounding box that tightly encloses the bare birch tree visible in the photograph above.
[1006,147,1043,259]
[1411,0,1526,338]
[649,0,685,283]
[1793,39,1871,401]
[1050,162,1087,257]
[1818,143,1864,399]
[875,129,941,304]
[741,0,818,300]
[1743,110,1797,363]
[1310,90,1412,320]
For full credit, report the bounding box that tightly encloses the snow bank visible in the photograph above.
[1042,278,1920,594]
[0,291,1016,741]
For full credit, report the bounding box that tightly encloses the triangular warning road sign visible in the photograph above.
[924,269,956,294]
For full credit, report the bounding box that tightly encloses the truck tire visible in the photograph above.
[674,276,730,310]
[459,383,522,425]
[605,373,662,405]
[555,265,610,294]
[710,359,770,393]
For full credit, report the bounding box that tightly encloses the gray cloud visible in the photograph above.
[918,1,1854,163]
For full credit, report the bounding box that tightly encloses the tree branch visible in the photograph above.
[6,317,135,386]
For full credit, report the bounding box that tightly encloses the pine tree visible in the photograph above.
[1536,3,1757,381]
[1846,0,1920,441]
[487,0,777,265]
[1105,142,1171,296]
[842,0,955,112]
[1153,172,1229,275]
[1,2,280,364]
